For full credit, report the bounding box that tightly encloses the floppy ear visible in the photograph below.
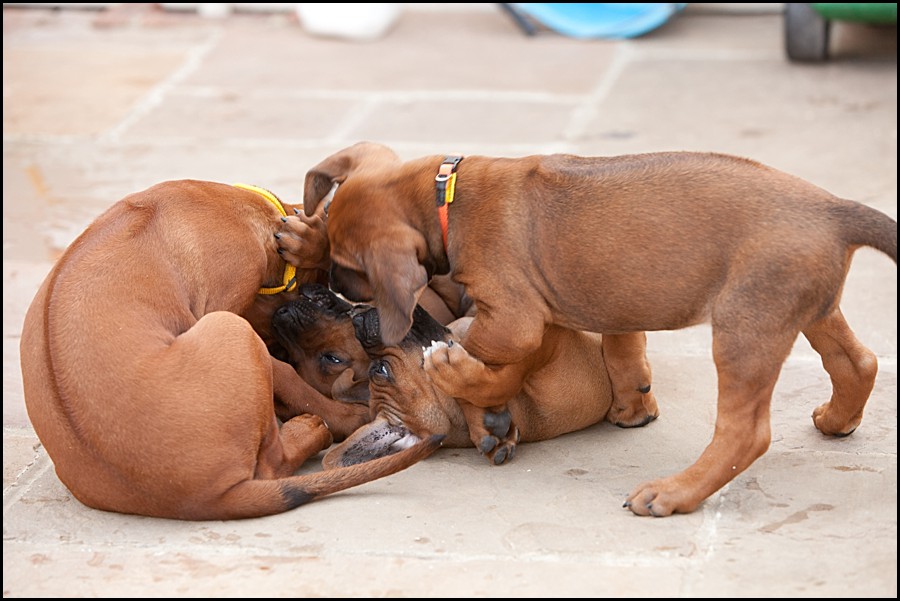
[406,305,452,349]
[370,249,429,346]
[330,369,371,404]
[322,416,407,469]
[303,142,400,216]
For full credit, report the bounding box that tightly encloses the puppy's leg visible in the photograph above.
[416,286,457,326]
[803,307,878,436]
[458,401,520,465]
[425,341,531,407]
[256,414,333,479]
[425,341,523,464]
[602,332,659,428]
[626,325,796,517]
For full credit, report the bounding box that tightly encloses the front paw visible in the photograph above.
[623,475,703,517]
[423,340,483,398]
[607,388,659,428]
[461,403,520,465]
[281,413,334,454]
[275,212,330,270]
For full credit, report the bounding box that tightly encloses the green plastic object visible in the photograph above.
[811,3,898,24]
[785,3,898,62]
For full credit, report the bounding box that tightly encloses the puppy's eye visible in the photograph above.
[321,353,344,365]
[369,360,391,380]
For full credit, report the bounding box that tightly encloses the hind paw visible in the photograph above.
[812,402,861,437]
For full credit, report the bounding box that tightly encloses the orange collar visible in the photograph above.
[434,155,464,250]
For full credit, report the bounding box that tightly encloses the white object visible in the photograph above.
[296,3,402,41]
[196,3,233,18]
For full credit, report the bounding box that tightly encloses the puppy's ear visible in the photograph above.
[330,369,371,404]
[322,417,405,469]
[303,164,345,217]
[406,305,452,349]
[303,142,400,216]
[370,249,429,346]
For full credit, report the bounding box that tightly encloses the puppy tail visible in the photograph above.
[212,435,444,520]
[835,200,897,264]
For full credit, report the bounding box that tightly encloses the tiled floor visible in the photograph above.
[3,4,896,597]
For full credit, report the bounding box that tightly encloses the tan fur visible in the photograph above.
[19,179,441,520]
[304,142,897,517]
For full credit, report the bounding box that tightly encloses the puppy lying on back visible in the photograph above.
[272,284,616,466]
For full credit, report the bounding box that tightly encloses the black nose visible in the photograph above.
[352,306,383,350]
[271,303,296,334]
[271,300,317,337]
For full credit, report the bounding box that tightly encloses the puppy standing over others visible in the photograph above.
[299,142,897,517]
[19,180,440,520]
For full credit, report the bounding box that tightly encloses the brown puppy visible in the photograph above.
[272,283,373,404]
[303,142,897,517]
[19,180,441,520]
[331,306,614,467]
[271,285,612,466]
[270,281,470,407]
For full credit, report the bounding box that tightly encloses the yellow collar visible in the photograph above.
[233,183,298,295]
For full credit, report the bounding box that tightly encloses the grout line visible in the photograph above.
[1,134,561,157]
[171,86,586,105]
[680,486,726,596]
[556,42,635,152]
[326,97,381,145]
[2,447,51,515]
[99,29,224,143]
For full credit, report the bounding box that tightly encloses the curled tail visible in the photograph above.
[212,434,444,520]
[835,200,897,263]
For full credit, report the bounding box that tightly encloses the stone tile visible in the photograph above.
[1,141,349,262]
[4,260,52,429]
[0,544,688,597]
[630,13,784,55]
[186,9,618,94]
[349,98,576,147]
[4,356,893,596]
[3,42,194,137]
[2,428,40,489]
[122,93,357,141]
[572,59,898,204]
[690,453,897,597]
[1,6,895,598]
[4,334,30,429]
